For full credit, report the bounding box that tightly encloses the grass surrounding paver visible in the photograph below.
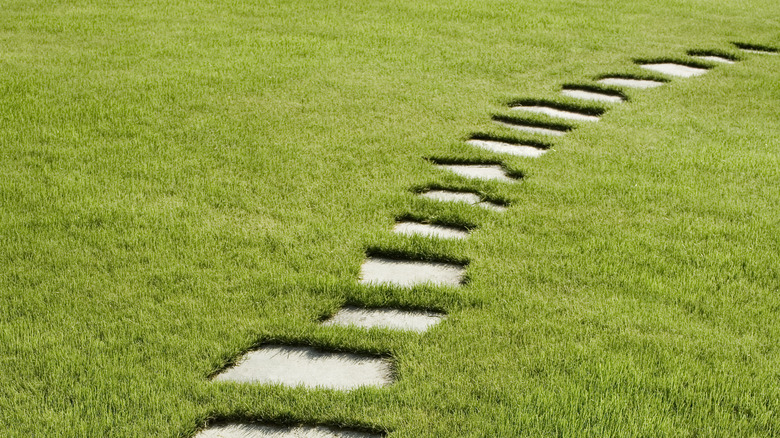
[1,0,779,436]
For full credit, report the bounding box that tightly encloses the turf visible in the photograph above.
[1,0,779,436]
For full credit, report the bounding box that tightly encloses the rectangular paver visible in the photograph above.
[212,345,393,390]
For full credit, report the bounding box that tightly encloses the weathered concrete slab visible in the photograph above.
[692,55,735,64]
[212,345,392,390]
[359,257,465,287]
[437,164,513,181]
[195,423,381,438]
[393,221,469,239]
[640,63,708,77]
[597,77,664,89]
[561,88,624,103]
[737,47,777,55]
[494,120,567,136]
[322,307,445,332]
[418,190,506,212]
[466,139,547,158]
[510,105,599,122]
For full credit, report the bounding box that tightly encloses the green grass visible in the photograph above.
[1,0,779,436]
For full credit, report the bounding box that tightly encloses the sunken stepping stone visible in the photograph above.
[466,139,547,158]
[393,221,469,239]
[597,77,664,89]
[734,43,778,55]
[509,105,599,122]
[494,120,567,136]
[640,63,708,77]
[212,345,392,390]
[419,190,506,212]
[322,307,445,332]
[561,87,624,103]
[359,257,465,287]
[195,423,381,438]
[436,164,513,181]
[692,55,735,64]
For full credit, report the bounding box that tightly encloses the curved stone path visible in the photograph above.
[193,41,774,437]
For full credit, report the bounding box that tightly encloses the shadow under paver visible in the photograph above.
[597,77,664,89]
[510,105,599,122]
[640,63,708,77]
[212,345,393,390]
[561,88,624,103]
[418,190,506,212]
[359,257,466,287]
[322,307,445,332]
[393,221,469,239]
[494,120,567,136]
[436,164,513,181]
[195,424,381,438]
[466,139,547,158]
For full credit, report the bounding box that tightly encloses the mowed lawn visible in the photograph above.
[1,0,779,436]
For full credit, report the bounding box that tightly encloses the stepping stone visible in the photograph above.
[322,307,445,332]
[418,190,506,212]
[393,221,469,239]
[466,139,547,158]
[359,257,466,287]
[195,423,381,438]
[739,48,776,54]
[640,63,708,77]
[561,88,624,103]
[493,120,567,136]
[212,345,392,390]
[692,55,735,64]
[509,105,599,122]
[436,164,513,182]
[734,44,778,55]
[596,77,664,89]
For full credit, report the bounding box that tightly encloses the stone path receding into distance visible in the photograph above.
[192,40,776,436]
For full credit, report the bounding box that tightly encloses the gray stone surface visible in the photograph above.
[418,190,506,212]
[393,221,469,239]
[596,77,664,89]
[640,63,708,77]
[494,120,567,136]
[466,139,547,158]
[561,88,624,102]
[437,164,513,181]
[359,257,465,287]
[195,424,380,438]
[212,345,392,390]
[738,48,777,55]
[692,55,735,64]
[510,105,599,122]
[322,307,445,332]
